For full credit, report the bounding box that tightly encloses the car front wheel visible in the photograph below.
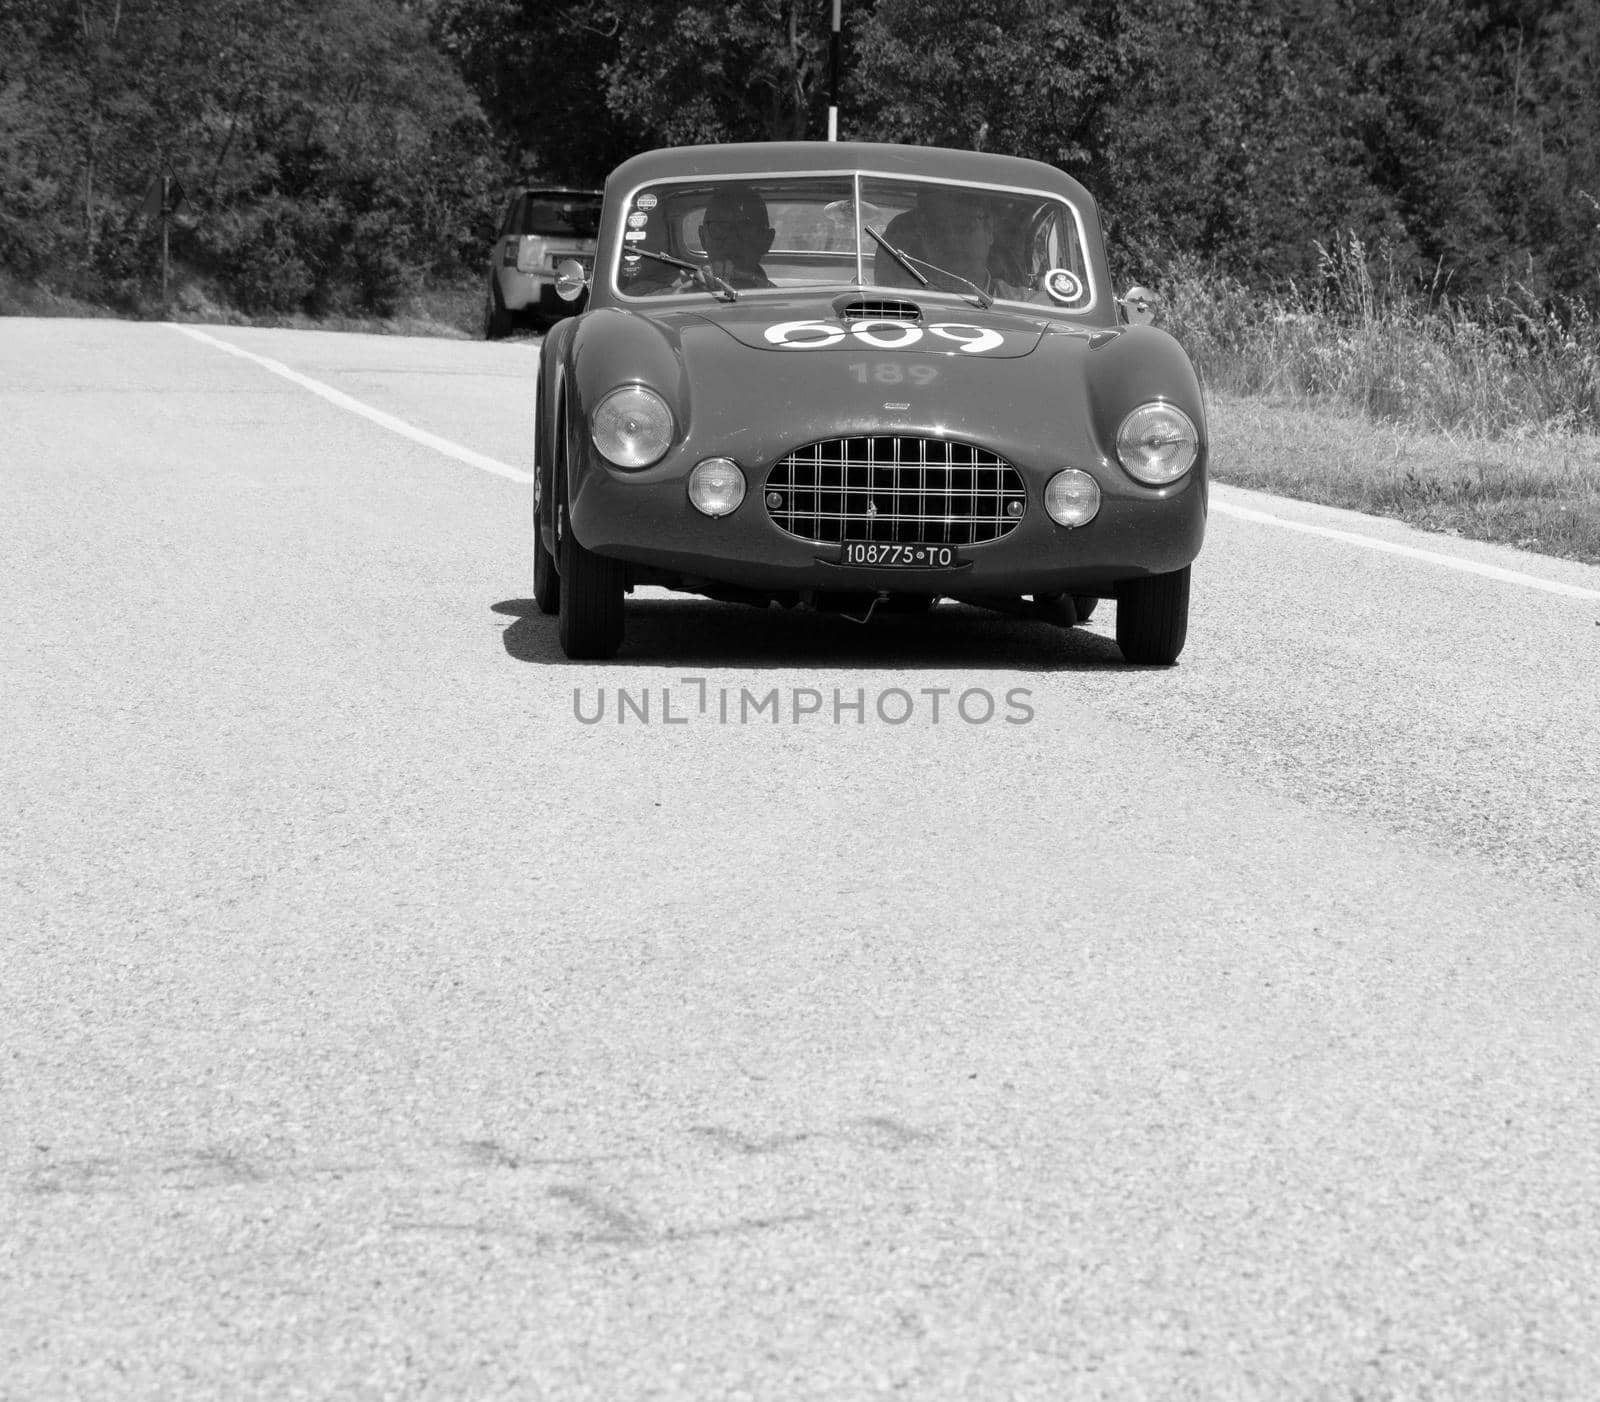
[556,496,625,660]
[533,514,560,615]
[1115,566,1190,666]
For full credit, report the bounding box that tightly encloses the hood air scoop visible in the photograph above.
[835,296,923,322]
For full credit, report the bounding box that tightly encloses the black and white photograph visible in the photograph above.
[4,1,1599,1397]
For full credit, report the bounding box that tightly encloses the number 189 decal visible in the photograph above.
[764,318,1005,354]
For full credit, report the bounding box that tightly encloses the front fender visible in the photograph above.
[568,308,693,451]
[558,309,695,545]
[1084,323,1207,451]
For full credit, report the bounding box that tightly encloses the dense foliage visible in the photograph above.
[434,0,1600,306]
[3,0,1598,320]
[0,0,501,313]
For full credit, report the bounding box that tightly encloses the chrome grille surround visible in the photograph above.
[764,436,1026,546]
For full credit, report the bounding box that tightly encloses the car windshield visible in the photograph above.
[613,173,1093,311]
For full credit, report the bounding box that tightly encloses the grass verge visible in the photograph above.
[0,267,486,339]
[1209,394,1600,565]
[1159,237,1600,565]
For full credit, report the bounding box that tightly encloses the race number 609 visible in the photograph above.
[763,319,1005,354]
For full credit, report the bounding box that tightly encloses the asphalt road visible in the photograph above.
[4,318,1599,1400]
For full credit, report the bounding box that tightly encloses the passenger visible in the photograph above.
[876,187,1026,300]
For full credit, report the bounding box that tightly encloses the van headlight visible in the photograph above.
[591,385,673,468]
[1115,402,1198,485]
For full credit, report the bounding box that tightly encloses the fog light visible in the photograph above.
[688,458,746,517]
[1044,469,1100,527]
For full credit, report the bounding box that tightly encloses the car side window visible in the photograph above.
[500,196,523,239]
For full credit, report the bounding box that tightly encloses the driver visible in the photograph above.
[699,185,775,290]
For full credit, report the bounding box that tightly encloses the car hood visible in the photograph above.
[563,304,1201,482]
[680,293,1061,358]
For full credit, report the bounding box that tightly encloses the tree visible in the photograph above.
[431,0,631,183]
[603,0,834,146]
[2,0,505,311]
[1093,0,1407,283]
[433,0,844,181]
[850,0,1119,166]
[0,3,78,276]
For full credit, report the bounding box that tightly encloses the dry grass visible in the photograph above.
[1161,236,1600,437]
[160,272,486,339]
[1159,237,1600,564]
[0,266,486,339]
[0,268,115,318]
[1208,394,1600,564]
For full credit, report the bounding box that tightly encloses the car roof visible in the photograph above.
[604,142,1094,206]
[512,185,603,198]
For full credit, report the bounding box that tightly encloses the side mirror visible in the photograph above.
[1119,285,1157,325]
[554,259,590,303]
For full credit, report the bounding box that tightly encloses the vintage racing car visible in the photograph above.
[533,142,1206,663]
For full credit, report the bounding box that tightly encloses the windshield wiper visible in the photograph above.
[631,246,738,302]
[865,227,929,288]
[863,228,991,309]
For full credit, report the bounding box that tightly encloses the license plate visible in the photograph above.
[839,542,960,568]
[548,253,594,271]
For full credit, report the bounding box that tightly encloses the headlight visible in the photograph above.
[687,458,746,517]
[1044,469,1101,527]
[1115,402,1198,485]
[591,385,673,468]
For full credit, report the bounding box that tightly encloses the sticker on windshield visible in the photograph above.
[635,193,658,210]
[626,211,647,230]
[764,320,1007,354]
[1044,268,1087,306]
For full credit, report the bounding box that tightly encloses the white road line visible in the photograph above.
[166,323,536,485]
[1212,495,1600,601]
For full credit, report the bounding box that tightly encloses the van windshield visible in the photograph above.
[523,196,602,238]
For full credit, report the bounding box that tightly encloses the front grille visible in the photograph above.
[765,436,1025,546]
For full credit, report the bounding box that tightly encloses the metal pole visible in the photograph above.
[160,174,169,306]
[828,0,840,141]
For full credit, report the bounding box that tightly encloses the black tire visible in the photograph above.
[555,445,625,658]
[1072,595,1099,623]
[533,386,560,615]
[1115,565,1190,666]
[484,279,512,340]
[1030,593,1077,626]
[533,512,560,615]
